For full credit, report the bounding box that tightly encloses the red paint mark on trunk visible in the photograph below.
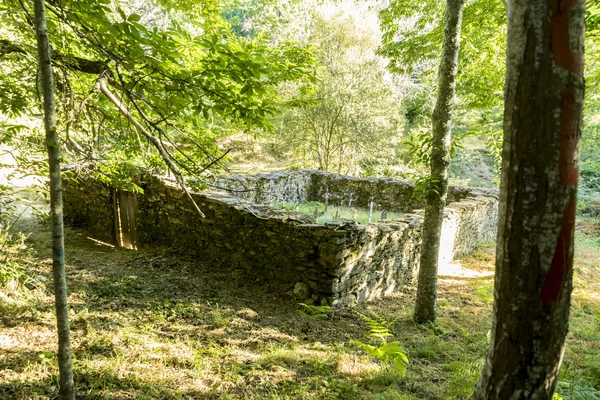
[542,195,576,304]
[559,89,580,186]
[550,0,584,74]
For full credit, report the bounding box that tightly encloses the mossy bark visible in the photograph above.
[33,0,75,398]
[414,0,465,324]
[472,0,585,398]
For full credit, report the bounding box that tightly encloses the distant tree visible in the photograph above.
[379,0,507,177]
[33,0,74,398]
[471,0,585,398]
[413,0,465,324]
[267,10,404,175]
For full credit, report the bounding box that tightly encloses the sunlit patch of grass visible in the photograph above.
[2,221,600,399]
[473,280,494,304]
[444,359,485,399]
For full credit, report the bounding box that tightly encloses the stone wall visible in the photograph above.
[211,169,497,213]
[211,171,312,204]
[63,168,498,306]
[329,218,423,306]
[438,196,498,264]
[62,170,115,243]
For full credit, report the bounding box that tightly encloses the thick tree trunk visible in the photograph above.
[414,0,465,324]
[33,0,75,399]
[472,0,585,398]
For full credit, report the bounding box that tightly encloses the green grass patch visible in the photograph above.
[1,221,599,399]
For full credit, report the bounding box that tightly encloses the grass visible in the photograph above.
[274,201,405,224]
[0,217,599,399]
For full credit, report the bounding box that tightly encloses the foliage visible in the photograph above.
[400,127,475,196]
[94,162,145,194]
[484,128,503,179]
[378,0,506,112]
[0,184,17,226]
[256,4,404,175]
[0,0,317,187]
[296,303,331,320]
[412,175,441,200]
[0,193,34,298]
[555,380,600,400]
[580,100,600,200]
[350,311,409,375]
[378,0,506,187]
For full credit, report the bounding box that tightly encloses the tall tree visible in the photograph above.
[472,0,585,398]
[413,0,465,324]
[33,0,74,398]
[269,11,403,175]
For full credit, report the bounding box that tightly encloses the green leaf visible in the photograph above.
[128,13,141,22]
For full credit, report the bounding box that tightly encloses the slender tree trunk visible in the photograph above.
[33,1,75,398]
[472,0,585,398]
[414,0,465,324]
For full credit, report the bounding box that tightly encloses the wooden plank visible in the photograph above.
[113,189,138,250]
[113,189,123,248]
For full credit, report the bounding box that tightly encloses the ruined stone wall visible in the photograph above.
[329,218,422,306]
[62,168,498,306]
[211,170,496,213]
[438,196,499,264]
[62,171,115,243]
[211,171,312,204]
[308,173,420,212]
[136,174,346,302]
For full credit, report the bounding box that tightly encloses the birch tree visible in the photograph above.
[472,0,585,398]
[413,0,465,324]
[33,0,74,398]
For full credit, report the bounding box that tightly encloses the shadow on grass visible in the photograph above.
[0,367,207,400]
[5,222,496,399]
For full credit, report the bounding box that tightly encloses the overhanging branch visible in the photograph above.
[95,76,205,218]
[0,37,107,74]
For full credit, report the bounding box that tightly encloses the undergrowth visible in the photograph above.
[350,312,409,376]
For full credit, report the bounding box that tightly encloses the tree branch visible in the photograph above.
[0,37,107,74]
[95,76,205,218]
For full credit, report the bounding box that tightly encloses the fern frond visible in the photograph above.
[354,311,394,342]
[296,303,331,320]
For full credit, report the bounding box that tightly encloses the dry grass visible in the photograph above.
[1,218,599,399]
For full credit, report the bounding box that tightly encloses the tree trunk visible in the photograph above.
[472,0,585,398]
[33,0,75,399]
[414,0,465,324]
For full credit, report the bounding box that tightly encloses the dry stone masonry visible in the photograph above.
[63,167,498,307]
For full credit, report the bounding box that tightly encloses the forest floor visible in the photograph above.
[1,217,599,399]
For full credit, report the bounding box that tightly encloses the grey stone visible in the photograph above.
[25,275,47,290]
[293,282,310,300]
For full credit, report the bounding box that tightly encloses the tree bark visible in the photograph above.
[414,0,465,324]
[472,0,585,398]
[33,0,75,399]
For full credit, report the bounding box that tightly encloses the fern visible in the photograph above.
[354,311,395,342]
[350,340,409,375]
[556,380,600,400]
[351,311,409,375]
[296,303,331,320]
